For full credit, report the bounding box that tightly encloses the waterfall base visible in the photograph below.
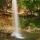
[11,32,24,39]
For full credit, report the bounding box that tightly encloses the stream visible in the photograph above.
[0,31,40,40]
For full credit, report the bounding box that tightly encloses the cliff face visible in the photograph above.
[0,0,13,33]
[0,12,13,33]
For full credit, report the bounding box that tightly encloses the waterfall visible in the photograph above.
[11,0,24,39]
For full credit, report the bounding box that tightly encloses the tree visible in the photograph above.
[18,0,40,11]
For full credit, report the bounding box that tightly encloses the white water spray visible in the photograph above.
[11,0,24,39]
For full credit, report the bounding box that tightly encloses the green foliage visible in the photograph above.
[0,0,3,8]
[18,0,40,11]
[19,16,40,28]
[18,0,40,28]
[17,0,26,8]
[19,16,30,28]
[0,0,6,9]
[31,18,40,28]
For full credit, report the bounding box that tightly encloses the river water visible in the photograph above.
[0,31,40,40]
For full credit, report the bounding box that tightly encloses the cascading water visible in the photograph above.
[11,0,24,39]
